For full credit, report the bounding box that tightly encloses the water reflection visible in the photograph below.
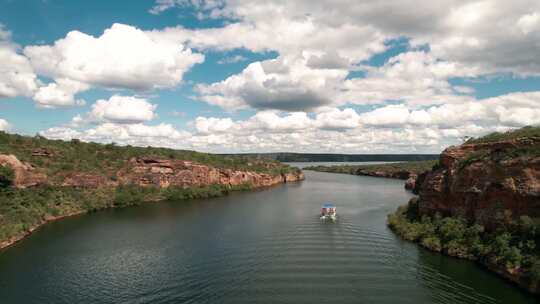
[0,171,536,303]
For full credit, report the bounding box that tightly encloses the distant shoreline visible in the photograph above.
[221,153,439,163]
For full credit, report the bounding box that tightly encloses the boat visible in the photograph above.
[320,203,337,221]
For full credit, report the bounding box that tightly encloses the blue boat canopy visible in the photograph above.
[322,203,335,208]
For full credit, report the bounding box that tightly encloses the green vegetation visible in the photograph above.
[0,165,14,188]
[0,131,295,248]
[388,201,540,281]
[0,183,256,246]
[465,126,540,144]
[305,160,437,176]
[457,126,540,170]
[0,132,288,184]
[226,152,439,162]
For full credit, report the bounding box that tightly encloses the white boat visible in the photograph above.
[320,203,337,221]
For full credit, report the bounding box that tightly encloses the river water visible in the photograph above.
[0,170,536,303]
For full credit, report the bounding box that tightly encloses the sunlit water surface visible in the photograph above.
[0,171,536,303]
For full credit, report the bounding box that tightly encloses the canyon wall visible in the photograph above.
[1,155,304,190]
[417,137,540,227]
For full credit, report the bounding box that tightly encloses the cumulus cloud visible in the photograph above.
[342,51,479,106]
[517,12,540,35]
[196,54,348,110]
[32,78,89,108]
[0,26,38,98]
[88,95,158,124]
[357,92,540,129]
[314,108,360,130]
[40,89,540,154]
[41,123,191,149]
[186,91,540,153]
[194,117,234,134]
[197,50,480,111]
[0,118,11,131]
[4,1,540,154]
[24,23,204,91]
[152,0,540,75]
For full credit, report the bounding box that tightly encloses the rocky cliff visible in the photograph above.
[116,157,304,189]
[417,136,540,228]
[1,155,304,190]
[0,154,47,188]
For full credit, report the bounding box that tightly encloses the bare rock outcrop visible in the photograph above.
[0,153,304,190]
[116,157,304,189]
[31,148,53,157]
[0,154,47,188]
[404,174,417,190]
[417,137,540,228]
[62,173,117,188]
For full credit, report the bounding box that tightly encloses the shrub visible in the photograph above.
[421,236,442,252]
[0,165,14,188]
[530,259,540,281]
[387,203,540,276]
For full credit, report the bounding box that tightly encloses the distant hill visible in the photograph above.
[223,153,439,162]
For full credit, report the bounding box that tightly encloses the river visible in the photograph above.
[0,170,536,303]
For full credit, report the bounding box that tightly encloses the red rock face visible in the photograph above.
[405,175,417,190]
[0,154,304,189]
[0,154,47,188]
[62,173,117,188]
[418,137,540,228]
[117,157,304,189]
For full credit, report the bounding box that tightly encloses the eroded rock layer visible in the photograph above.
[417,137,540,227]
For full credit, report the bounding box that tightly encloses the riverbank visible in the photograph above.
[388,200,540,294]
[0,132,304,251]
[304,160,436,190]
[387,126,540,295]
[5,169,535,303]
[0,183,272,250]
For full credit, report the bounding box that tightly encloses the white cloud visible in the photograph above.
[194,117,234,134]
[196,54,348,110]
[517,12,540,34]
[0,26,38,98]
[41,122,191,149]
[245,111,313,131]
[186,91,540,153]
[197,50,481,111]
[40,89,540,154]
[152,0,540,76]
[216,55,248,64]
[342,51,479,107]
[24,23,204,91]
[0,118,11,131]
[32,78,89,108]
[88,95,158,124]
[149,0,225,15]
[149,0,179,15]
[314,108,360,130]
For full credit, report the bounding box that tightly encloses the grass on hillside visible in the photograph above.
[0,132,292,183]
[465,126,540,144]
[458,126,540,168]
[0,132,297,248]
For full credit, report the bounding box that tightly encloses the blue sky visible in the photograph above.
[0,0,539,153]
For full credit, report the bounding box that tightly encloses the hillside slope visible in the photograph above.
[388,126,540,294]
[0,132,303,249]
